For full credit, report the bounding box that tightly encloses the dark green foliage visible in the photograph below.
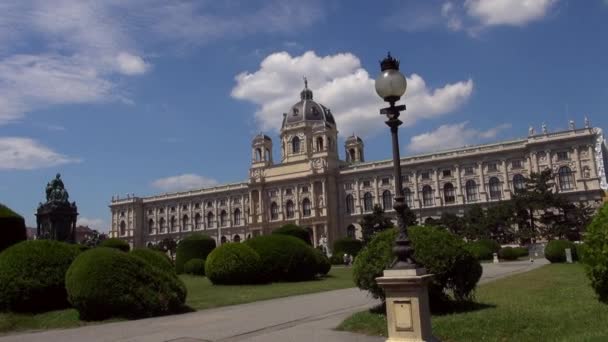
[477,239,501,253]
[156,237,178,258]
[545,240,577,263]
[513,246,529,258]
[582,203,608,302]
[175,233,216,274]
[245,235,318,282]
[99,238,130,252]
[205,243,263,285]
[360,205,394,243]
[183,258,205,276]
[330,254,344,265]
[465,242,493,261]
[0,240,81,312]
[353,226,482,311]
[498,247,519,260]
[440,212,465,236]
[333,237,363,257]
[130,248,174,274]
[312,248,331,276]
[272,224,312,245]
[0,203,27,252]
[65,247,186,321]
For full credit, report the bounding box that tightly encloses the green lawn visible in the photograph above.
[338,263,608,342]
[0,267,354,335]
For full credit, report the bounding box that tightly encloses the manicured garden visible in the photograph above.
[338,263,608,341]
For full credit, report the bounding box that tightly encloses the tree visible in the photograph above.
[81,230,106,248]
[439,212,465,236]
[360,205,393,243]
[462,204,486,240]
[402,204,418,227]
[157,237,177,259]
[485,203,516,243]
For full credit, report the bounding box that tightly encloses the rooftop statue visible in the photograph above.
[45,173,70,203]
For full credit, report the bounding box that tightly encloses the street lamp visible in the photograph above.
[375,52,417,270]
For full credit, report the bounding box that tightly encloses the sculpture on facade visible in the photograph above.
[585,116,590,128]
[36,173,78,242]
[528,126,535,136]
[542,122,548,134]
[569,120,576,130]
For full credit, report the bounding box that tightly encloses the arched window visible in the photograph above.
[292,137,300,154]
[148,219,154,234]
[270,202,279,220]
[194,213,201,230]
[422,185,433,206]
[347,225,356,239]
[120,221,126,236]
[207,201,213,208]
[220,210,228,227]
[466,180,478,202]
[513,174,526,193]
[206,212,214,228]
[233,208,241,225]
[302,198,311,217]
[443,183,455,204]
[316,137,324,151]
[345,194,354,214]
[234,235,241,243]
[559,166,575,190]
[182,214,189,231]
[220,236,227,244]
[382,190,393,210]
[255,148,262,161]
[489,177,502,199]
[404,188,413,207]
[170,216,176,232]
[363,192,373,212]
[286,200,295,218]
[159,217,165,233]
[349,148,356,162]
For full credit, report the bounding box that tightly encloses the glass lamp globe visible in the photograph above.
[375,69,407,102]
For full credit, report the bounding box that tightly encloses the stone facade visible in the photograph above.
[109,85,608,249]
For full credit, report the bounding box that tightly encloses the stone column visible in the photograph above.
[546,149,553,171]
[295,185,301,220]
[278,187,284,221]
[574,146,583,188]
[589,145,599,178]
[455,164,463,204]
[502,159,511,200]
[311,181,317,217]
[433,168,441,206]
[354,179,361,214]
[478,162,487,202]
[413,171,419,209]
[373,176,380,207]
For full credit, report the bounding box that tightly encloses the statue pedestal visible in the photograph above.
[376,268,436,342]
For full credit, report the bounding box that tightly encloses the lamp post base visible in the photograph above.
[376,270,436,342]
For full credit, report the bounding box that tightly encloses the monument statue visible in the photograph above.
[36,173,78,242]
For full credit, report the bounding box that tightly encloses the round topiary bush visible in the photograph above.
[312,248,331,276]
[99,238,130,252]
[353,226,482,311]
[183,258,205,276]
[465,241,493,261]
[175,233,216,274]
[205,243,262,285]
[333,237,363,257]
[0,204,27,253]
[66,247,186,321]
[130,248,174,274]
[0,240,81,312]
[583,203,608,303]
[271,224,312,245]
[545,240,577,263]
[245,235,318,282]
[498,247,519,260]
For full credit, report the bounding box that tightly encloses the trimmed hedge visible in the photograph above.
[99,238,130,252]
[583,203,608,302]
[245,235,318,282]
[477,239,501,253]
[272,224,312,245]
[130,248,174,274]
[205,243,262,285]
[175,233,216,274]
[513,246,529,258]
[353,226,482,311]
[183,258,205,276]
[545,240,577,263]
[66,247,187,321]
[312,248,331,276]
[0,204,27,253]
[498,247,519,260]
[465,241,494,261]
[333,237,363,257]
[0,240,81,312]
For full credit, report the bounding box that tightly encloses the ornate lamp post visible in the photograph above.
[374,53,436,342]
[374,52,416,269]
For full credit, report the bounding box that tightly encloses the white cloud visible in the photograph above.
[152,174,219,192]
[465,0,557,27]
[0,137,79,170]
[77,217,108,232]
[115,52,150,76]
[407,121,511,153]
[231,51,473,138]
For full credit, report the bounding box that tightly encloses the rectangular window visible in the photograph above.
[301,186,309,193]
[401,175,410,183]
[220,199,226,206]
[557,151,569,161]
[363,180,371,188]
[464,166,474,175]
[512,160,522,169]
[381,177,390,185]
[344,183,353,190]
[194,203,200,209]
[442,169,452,178]
[233,198,240,204]
[268,190,277,198]
[182,205,188,210]
[488,163,498,172]
[421,172,430,180]
[148,209,153,215]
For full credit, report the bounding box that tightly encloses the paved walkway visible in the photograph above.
[1,259,548,342]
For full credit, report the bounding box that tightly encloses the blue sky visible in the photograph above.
[1,0,607,231]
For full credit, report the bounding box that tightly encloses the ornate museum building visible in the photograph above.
[110,83,608,249]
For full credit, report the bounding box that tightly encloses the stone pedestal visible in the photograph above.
[493,253,499,264]
[376,268,436,342]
